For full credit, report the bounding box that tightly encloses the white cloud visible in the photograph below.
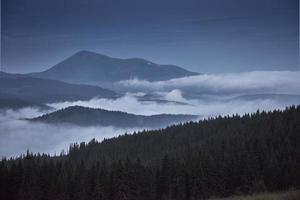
[117,71,300,95]
[0,109,142,158]
[164,89,187,102]
[1,70,299,158]
[2,95,296,157]
[48,93,297,116]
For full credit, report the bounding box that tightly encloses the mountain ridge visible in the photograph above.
[0,72,118,104]
[29,50,199,84]
[30,105,199,128]
[0,98,51,110]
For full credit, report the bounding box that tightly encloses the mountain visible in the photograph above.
[0,98,51,110]
[0,72,118,104]
[30,51,199,84]
[30,105,198,128]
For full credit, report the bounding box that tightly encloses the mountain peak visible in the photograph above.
[30,51,199,84]
[72,50,110,59]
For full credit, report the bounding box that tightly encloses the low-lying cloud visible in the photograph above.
[1,70,299,158]
[0,108,142,158]
[117,71,300,95]
[48,93,298,117]
[2,95,297,158]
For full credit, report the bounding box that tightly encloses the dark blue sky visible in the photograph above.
[1,0,299,73]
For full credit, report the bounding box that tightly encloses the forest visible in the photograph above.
[0,105,299,200]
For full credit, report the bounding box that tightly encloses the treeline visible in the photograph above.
[1,106,299,200]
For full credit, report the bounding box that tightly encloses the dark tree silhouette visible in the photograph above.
[1,105,299,200]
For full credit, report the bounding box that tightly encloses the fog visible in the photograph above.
[0,108,142,158]
[1,70,299,158]
[48,71,300,116]
[2,94,297,158]
[48,93,297,116]
[117,71,300,95]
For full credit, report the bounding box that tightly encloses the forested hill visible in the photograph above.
[30,106,198,128]
[1,106,299,200]
[67,105,300,166]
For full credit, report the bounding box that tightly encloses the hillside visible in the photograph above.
[0,72,118,104]
[30,51,198,84]
[30,105,198,128]
[1,106,299,200]
[0,98,51,110]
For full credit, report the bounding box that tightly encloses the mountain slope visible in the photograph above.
[0,72,118,104]
[2,106,299,200]
[0,98,51,110]
[30,51,199,84]
[30,105,198,128]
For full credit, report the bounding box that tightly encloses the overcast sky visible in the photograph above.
[1,0,299,73]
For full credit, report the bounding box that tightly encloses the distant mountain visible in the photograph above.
[0,72,118,104]
[30,51,198,84]
[30,106,198,128]
[0,98,51,110]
